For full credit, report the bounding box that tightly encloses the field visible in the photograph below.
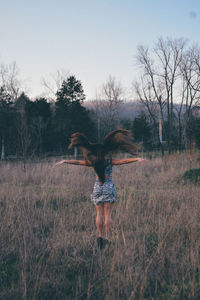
[0,153,200,300]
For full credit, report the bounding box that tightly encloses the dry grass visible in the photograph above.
[0,153,200,300]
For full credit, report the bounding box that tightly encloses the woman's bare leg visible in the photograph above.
[96,204,104,237]
[104,202,114,240]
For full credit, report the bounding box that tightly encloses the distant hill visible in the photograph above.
[83,100,144,120]
[84,100,198,121]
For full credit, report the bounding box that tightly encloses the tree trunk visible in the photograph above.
[74,146,78,159]
[159,110,164,156]
[178,114,182,151]
[1,136,5,160]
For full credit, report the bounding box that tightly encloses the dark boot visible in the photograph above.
[102,238,111,248]
[97,237,103,249]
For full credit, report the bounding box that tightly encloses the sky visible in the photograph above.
[0,0,200,100]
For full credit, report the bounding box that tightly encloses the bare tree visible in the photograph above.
[16,109,31,169]
[133,78,165,139]
[41,69,70,101]
[173,79,187,150]
[180,46,200,114]
[180,45,200,148]
[0,62,21,101]
[93,76,124,141]
[135,37,187,153]
[31,117,48,154]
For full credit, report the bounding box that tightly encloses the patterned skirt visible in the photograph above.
[91,178,117,205]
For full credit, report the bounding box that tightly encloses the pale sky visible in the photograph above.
[0,0,200,100]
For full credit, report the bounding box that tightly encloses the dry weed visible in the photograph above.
[0,153,200,299]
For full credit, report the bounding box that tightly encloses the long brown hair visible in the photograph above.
[88,144,107,185]
[68,130,138,184]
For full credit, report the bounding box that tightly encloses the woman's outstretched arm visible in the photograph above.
[55,160,92,167]
[112,158,146,165]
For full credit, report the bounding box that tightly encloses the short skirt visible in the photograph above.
[91,179,117,205]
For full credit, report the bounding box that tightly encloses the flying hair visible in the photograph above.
[68,129,138,184]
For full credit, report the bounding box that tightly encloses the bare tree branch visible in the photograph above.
[0,62,21,101]
[41,69,70,100]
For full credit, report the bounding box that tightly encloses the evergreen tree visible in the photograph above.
[33,98,52,153]
[25,98,52,154]
[54,76,94,153]
[15,92,30,110]
[132,114,152,149]
[186,116,200,149]
[15,94,53,156]
[0,86,12,159]
[14,92,32,158]
[56,75,85,104]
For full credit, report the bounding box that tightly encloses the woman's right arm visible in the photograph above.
[112,158,147,165]
[55,160,92,167]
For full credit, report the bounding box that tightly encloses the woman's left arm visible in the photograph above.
[112,158,146,165]
[55,160,92,166]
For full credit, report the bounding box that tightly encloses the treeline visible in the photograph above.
[134,37,200,153]
[0,76,95,159]
[0,37,200,159]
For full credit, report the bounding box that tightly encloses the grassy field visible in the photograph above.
[0,153,200,300]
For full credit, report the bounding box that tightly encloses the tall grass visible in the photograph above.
[0,153,200,300]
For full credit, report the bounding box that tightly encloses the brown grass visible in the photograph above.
[0,153,200,300]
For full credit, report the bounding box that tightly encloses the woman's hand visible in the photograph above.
[137,158,147,164]
[55,160,66,166]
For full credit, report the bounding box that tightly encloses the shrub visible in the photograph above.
[183,168,200,184]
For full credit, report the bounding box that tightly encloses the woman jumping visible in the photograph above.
[55,129,146,249]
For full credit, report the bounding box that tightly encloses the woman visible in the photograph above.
[55,130,146,249]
